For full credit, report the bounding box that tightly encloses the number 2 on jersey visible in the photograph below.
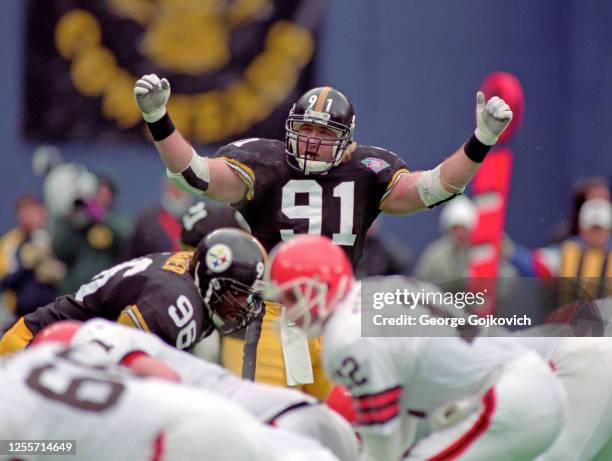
[280,180,357,246]
[334,357,368,388]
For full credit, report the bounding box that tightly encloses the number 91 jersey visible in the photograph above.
[213,138,409,265]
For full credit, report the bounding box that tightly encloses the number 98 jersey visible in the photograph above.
[213,138,409,265]
[18,253,210,352]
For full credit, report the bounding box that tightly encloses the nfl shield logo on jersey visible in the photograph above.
[361,157,390,173]
[206,244,233,273]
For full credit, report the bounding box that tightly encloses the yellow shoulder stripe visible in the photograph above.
[379,168,410,209]
[117,305,151,332]
[217,156,255,200]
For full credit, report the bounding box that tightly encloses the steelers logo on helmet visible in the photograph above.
[205,243,233,273]
[193,228,267,335]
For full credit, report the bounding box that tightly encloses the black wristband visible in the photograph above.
[463,134,491,163]
[146,112,175,141]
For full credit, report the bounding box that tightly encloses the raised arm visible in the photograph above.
[133,74,247,203]
[382,91,512,214]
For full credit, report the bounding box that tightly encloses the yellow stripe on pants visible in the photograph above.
[0,317,34,355]
[221,301,334,401]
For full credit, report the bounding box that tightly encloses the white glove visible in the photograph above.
[133,74,171,123]
[474,91,513,145]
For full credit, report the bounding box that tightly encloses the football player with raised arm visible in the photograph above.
[133,74,513,399]
[0,229,266,355]
[268,235,568,461]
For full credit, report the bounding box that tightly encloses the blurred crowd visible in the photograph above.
[1,147,610,328]
[0,148,193,325]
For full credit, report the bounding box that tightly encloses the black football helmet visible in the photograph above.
[180,201,251,250]
[191,228,266,334]
[285,86,356,174]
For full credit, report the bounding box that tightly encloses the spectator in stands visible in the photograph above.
[0,195,65,318]
[50,167,131,294]
[414,195,518,306]
[511,198,611,303]
[95,172,132,249]
[95,172,120,211]
[548,176,610,244]
[414,195,477,280]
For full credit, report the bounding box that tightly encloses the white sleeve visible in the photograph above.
[273,404,359,461]
[152,340,237,388]
[324,337,410,437]
[73,319,235,389]
[72,319,165,364]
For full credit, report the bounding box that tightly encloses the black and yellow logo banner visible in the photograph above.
[23,0,321,144]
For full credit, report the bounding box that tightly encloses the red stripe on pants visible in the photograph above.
[151,432,165,461]
[426,388,497,461]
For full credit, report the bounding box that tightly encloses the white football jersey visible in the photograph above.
[323,281,534,436]
[72,318,233,389]
[501,336,559,361]
[261,426,341,461]
[70,320,358,460]
[72,319,316,422]
[0,343,268,461]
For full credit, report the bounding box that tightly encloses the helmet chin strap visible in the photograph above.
[287,136,332,174]
[286,127,347,175]
[295,156,334,175]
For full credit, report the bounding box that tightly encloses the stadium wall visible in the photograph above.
[1,0,609,256]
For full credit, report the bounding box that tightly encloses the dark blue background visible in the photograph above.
[1,0,610,256]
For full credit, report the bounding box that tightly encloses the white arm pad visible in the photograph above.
[416,164,464,208]
[166,149,210,195]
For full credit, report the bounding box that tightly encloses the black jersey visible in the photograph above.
[212,138,409,265]
[23,252,210,351]
[180,200,250,248]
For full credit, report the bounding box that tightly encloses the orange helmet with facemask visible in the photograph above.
[268,235,354,337]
